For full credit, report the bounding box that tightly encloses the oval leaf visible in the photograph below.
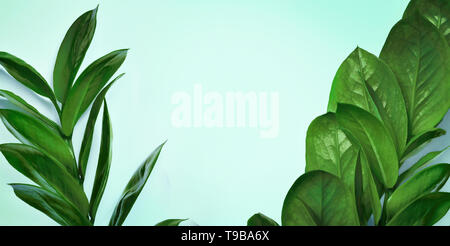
[402,128,446,161]
[155,219,187,226]
[247,213,279,226]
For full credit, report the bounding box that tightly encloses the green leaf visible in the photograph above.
[0,52,58,107]
[387,163,450,220]
[89,101,113,222]
[155,219,187,226]
[379,14,450,137]
[53,6,97,103]
[0,89,59,130]
[247,213,279,226]
[402,128,446,161]
[78,73,124,181]
[61,49,127,136]
[0,144,89,217]
[403,0,450,45]
[398,147,449,185]
[387,192,450,226]
[328,47,408,156]
[10,183,91,226]
[335,104,399,188]
[0,109,77,176]
[109,141,166,226]
[281,170,359,226]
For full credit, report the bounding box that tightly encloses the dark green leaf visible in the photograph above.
[89,101,113,222]
[53,6,97,103]
[387,192,450,226]
[155,219,187,226]
[247,213,279,226]
[281,170,359,226]
[79,74,124,181]
[380,14,450,137]
[336,104,399,188]
[0,109,77,176]
[0,144,89,216]
[61,49,127,136]
[328,47,408,156]
[403,0,450,45]
[10,183,91,226]
[402,128,446,161]
[109,141,166,226]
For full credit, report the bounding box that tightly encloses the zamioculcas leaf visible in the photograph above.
[380,14,450,138]
[0,52,58,109]
[247,213,279,226]
[403,0,450,45]
[398,147,449,185]
[387,192,450,226]
[155,219,187,226]
[387,163,450,220]
[0,144,89,217]
[336,104,399,188]
[281,170,359,226]
[10,184,91,226]
[53,6,97,103]
[0,109,77,176]
[0,89,59,130]
[109,141,166,226]
[79,73,124,181]
[89,101,113,222]
[328,47,408,156]
[402,128,446,161]
[61,49,127,136]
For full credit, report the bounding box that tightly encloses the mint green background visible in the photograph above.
[0,0,448,226]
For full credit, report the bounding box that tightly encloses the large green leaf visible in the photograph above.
[78,74,124,181]
[0,144,89,216]
[0,52,58,108]
[61,49,127,136]
[89,101,113,222]
[281,170,359,226]
[155,219,187,226]
[109,141,166,226]
[0,89,59,130]
[247,213,279,226]
[10,184,91,226]
[387,192,450,226]
[53,6,97,103]
[0,109,77,176]
[403,0,450,45]
[335,104,399,188]
[328,47,408,155]
[402,128,446,161]
[398,147,448,185]
[380,14,450,137]
[387,163,450,220]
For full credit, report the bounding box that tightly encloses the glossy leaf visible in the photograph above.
[0,52,57,106]
[79,74,124,181]
[380,14,450,137]
[398,147,449,185]
[89,101,113,222]
[403,0,450,45]
[336,104,399,188]
[109,141,166,226]
[328,47,408,155]
[0,144,89,216]
[387,192,450,226]
[10,184,91,226]
[281,170,359,226]
[402,128,446,161]
[61,49,127,136]
[53,6,97,103]
[155,219,187,226]
[247,213,279,226]
[0,109,77,176]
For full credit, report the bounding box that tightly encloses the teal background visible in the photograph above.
[0,0,449,225]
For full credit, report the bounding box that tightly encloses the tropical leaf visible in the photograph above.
[402,128,446,161]
[155,219,187,226]
[247,213,279,226]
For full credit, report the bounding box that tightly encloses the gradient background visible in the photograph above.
[0,0,449,226]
